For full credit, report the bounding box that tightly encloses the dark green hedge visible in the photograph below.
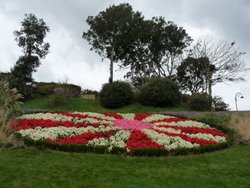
[100,81,134,108]
[139,77,181,107]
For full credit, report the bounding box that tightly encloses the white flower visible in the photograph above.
[119,113,135,120]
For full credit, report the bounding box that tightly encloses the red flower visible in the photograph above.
[48,130,115,145]
[134,113,152,121]
[126,130,164,150]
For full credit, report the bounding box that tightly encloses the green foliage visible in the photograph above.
[190,94,210,111]
[47,93,68,108]
[139,77,181,107]
[21,96,170,113]
[83,3,143,83]
[123,17,192,83]
[100,81,134,108]
[13,13,50,58]
[177,57,215,94]
[10,56,38,99]
[180,94,192,104]
[11,13,50,99]
[213,95,229,111]
[0,80,22,134]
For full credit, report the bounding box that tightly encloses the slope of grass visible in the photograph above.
[0,145,249,188]
[21,96,190,113]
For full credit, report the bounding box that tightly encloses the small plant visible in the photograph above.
[47,93,67,107]
[190,94,210,111]
[100,81,134,108]
[139,77,181,107]
[0,80,22,135]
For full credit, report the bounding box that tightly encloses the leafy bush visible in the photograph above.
[213,96,229,111]
[0,80,22,135]
[100,81,134,108]
[181,94,192,104]
[190,94,210,111]
[47,93,68,108]
[138,77,181,107]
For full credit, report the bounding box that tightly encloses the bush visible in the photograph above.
[213,96,229,111]
[138,77,181,107]
[190,94,210,111]
[181,94,192,104]
[47,93,68,108]
[100,81,134,108]
[0,80,22,135]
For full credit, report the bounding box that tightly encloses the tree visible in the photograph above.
[83,3,143,83]
[121,17,192,87]
[177,57,215,94]
[11,13,50,98]
[188,37,247,109]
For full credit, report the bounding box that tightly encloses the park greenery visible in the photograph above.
[0,4,246,144]
[0,3,249,187]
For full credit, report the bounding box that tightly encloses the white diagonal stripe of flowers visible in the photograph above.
[143,129,199,150]
[19,112,114,126]
[153,120,211,128]
[17,125,117,140]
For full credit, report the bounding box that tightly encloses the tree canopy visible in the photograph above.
[83,3,143,83]
[177,57,215,94]
[11,13,50,98]
[120,16,192,87]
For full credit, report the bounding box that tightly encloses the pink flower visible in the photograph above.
[113,119,152,131]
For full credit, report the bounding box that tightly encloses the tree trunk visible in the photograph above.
[109,45,115,84]
[207,64,213,111]
[208,75,212,111]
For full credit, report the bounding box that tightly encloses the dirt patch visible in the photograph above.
[0,130,8,143]
[227,112,250,143]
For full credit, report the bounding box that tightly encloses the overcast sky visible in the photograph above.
[0,0,249,111]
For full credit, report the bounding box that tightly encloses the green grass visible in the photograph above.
[0,144,249,188]
[21,96,190,113]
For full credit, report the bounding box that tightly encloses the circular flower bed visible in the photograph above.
[11,112,229,156]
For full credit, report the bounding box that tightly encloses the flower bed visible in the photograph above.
[11,112,231,156]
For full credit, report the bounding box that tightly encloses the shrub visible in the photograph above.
[190,94,210,111]
[47,93,68,108]
[181,94,192,104]
[213,96,229,111]
[0,80,22,135]
[100,81,134,108]
[138,77,181,107]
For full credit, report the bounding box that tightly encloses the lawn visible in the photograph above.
[0,145,250,188]
[4,97,249,187]
[21,96,190,113]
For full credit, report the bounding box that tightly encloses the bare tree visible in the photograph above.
[188,36,247,110]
